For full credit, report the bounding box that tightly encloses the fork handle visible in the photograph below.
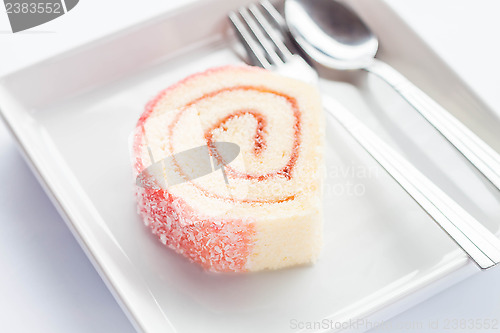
[323,95,500,269]
[365,59,500,191]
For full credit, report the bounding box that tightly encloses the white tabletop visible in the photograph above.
[0,1,499,332]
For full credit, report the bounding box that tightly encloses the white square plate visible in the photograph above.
[1,0,499,332]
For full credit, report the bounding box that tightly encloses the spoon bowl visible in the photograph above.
[285,0,378,70]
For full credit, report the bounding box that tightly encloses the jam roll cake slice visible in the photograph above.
[132,65,324,272]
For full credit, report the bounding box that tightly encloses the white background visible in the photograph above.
[0,0,499,332]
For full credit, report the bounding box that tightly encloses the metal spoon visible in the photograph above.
[285,0,500,191]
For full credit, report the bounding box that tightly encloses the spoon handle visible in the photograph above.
[365,59,500,191]
[323,95,500,269]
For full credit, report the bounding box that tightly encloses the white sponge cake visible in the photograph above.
[132,65,324,272]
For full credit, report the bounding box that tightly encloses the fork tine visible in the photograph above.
[229,11,271,68]
[249,3,293,60]
[239,7,283,65]
[261,0,287,30]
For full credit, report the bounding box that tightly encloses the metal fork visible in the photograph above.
[228,0,500,269]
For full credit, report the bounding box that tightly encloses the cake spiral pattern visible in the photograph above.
[132,66,324,272]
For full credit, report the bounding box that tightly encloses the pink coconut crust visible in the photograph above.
[136,186,255,272]
[133,65,263,272]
